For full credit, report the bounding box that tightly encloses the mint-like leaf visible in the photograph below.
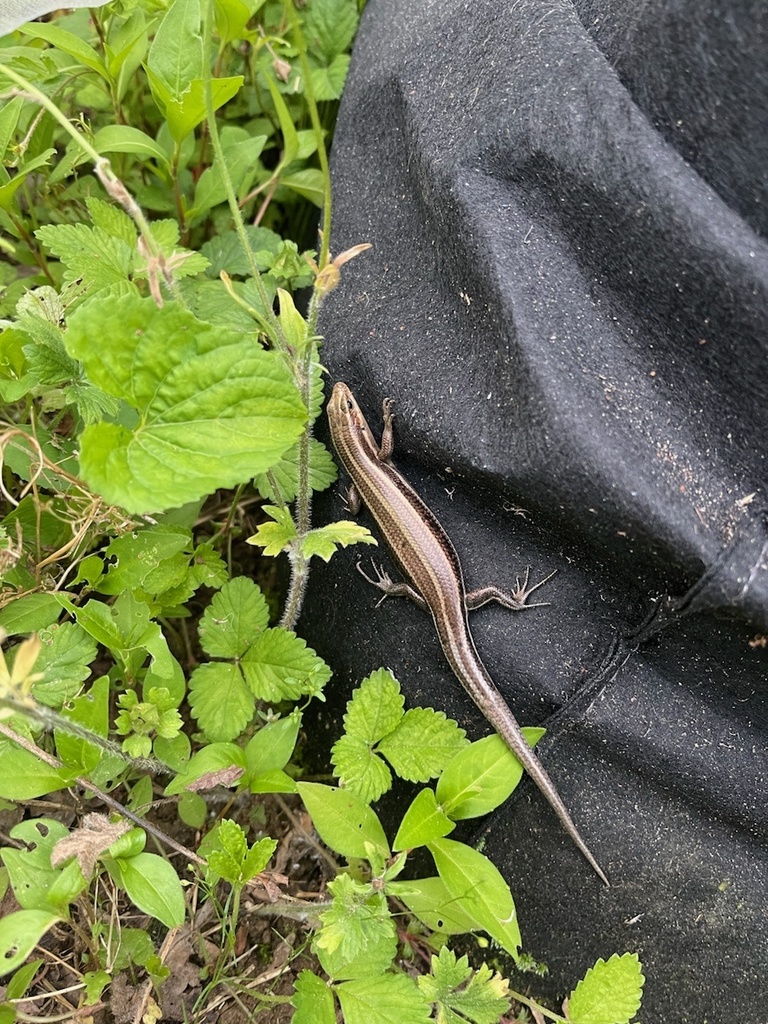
[198,577,269,659]
[330,734,392,804]
[64,294,305,513]
[418,947,511,1024]
[240,628,331,702]
[341,669,404,743]
[301,521,377,562]
[336,974,431,1024]
[568,953,645,1024]
[188,662,254,742]
[378,708,467,782]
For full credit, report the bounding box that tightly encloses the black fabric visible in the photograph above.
[301,1,768,1019]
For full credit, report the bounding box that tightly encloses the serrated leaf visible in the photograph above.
[188,662,254,741]
[378,708,467,782]
[198,577,270,658]
[567,953,645,1024]
[336,973,431,1024]
[316,873,396,975]
[330,734,392,803]
[108,852,185,928]
[392,788,455,851]
[64,294,305,513]
[310,54,351,101]
[427,838,521,959]
[240,628,331,702]
[436,731,542,821]
[342,668,404,743]
[419,948,511,1024]
[253,436,337,502]
[297,782,389,860]
[13,621,93,712]
[35,223,136,293]
[201,226,281,278]
[246,505,297,555]
[293,970,336,1024]
[303,0,359,61]
[301,520,377,562]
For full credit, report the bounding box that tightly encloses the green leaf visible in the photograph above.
[427,838,521,959]
[392,788,455,851]
[64,294,305,513]
[301,521,378,562]
[336,974,431,1024]
[418,947,511,1024]
[35,222,136,292]
[315,873,396,980]
[310,54,351,102]
[56,676,111,774]
[0,740,76,800]
[107,852,185,929]
[0,594,61,635]
[32,622,98,707]
[296,782,389,861]
[201,226,281,278]
[243,710,301,783]
[6,958,43,1000]
[567,953,645,1024]
[93,125,170,168]
[247,504,297,555]
[341,669,404,743]
[330,734,391,804]
[436,730,543,821]
[18,22,109,80]
[303,0,359,61]
[0,911,59,978]
[198,576,269,658]
[164,76,244,144]
[188,662,254,742]
[241,628,331,702]
[83,969,111,1004]
[0,150,56,212]
[293,970,336,1024]
[97,525,193,595]
[164,741,245,796]
[146,0,203,97]
[214,0,253,44]
[378,708,467,782]
[386,876,480,936]
[265,76,299,167]
[253,436,337,503]
[1,819,87,916]
[206,820,276,885]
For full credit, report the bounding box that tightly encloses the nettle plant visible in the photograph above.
[0,1,645,1022]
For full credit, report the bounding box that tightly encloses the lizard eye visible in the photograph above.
[346,399,354,411]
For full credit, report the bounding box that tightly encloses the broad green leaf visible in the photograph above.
[1,819,87,915]
[93,125,170,168]
[296,782,389,860]
[241,628,331,702]
[18,22,109,79]
[301,521,377,562]
[436,730,543,821]
[280,168,326,207]
[201,225,281,278]
[188,662,254,741]
[0,594,62,635]
[198,576,269,658]
[303,0,359,61]
[0,96,23,161]
[164,741,245,796]
[330,734,391,804]
[6,958,44,1000]
[164,76,244,143]
[108,852,185,929]
[392,788,455,851]
[310,54,351,102]
[293,970,335,1024]
[146,0,203,97]
[35,222,136,291]
[568,953,645,1024]
[341,669,404,743]
[378,708,467,782]
[97,525,192,596]
[387,876,480,936]
[33,622,98,707]
[253,436,337,503]
[214,0,253,44]
[427,838,521,959]
[336,974,431,1024]
[64,294,305,513]
[0,740,76,800]
[55,675,111,773]
[243,710,301,778]
[0,911,59,978]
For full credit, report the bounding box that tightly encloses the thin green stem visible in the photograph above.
[506,990,568,1023]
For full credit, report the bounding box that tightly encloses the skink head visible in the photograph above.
[328,381,379,458]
